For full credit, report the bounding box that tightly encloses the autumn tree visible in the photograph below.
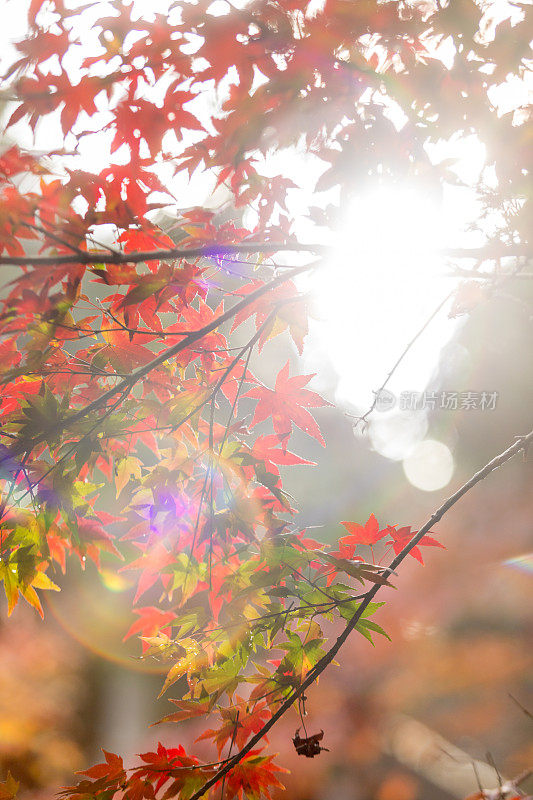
[0,1,531,799]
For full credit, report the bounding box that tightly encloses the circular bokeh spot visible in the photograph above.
[402,439,454,492]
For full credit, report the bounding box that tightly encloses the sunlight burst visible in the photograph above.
[307,184,454,409]
[303,150,489,463]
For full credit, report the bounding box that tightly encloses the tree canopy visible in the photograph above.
[0,1,531,799]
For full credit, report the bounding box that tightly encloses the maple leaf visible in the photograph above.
[123,606,175,652]
[335,514,387,558]
[278,624,325,678]
[320,554,395,588]
[244,361,330,448]
[196,700,271,755]
[0,146,43,178]
[79,749,125,781]
[293,728,328,758]
[136,742,200,794]
[2,3,529,797]
[117,226,175,263]
[125,542,175,604]
[250,434,316,474]
[93,325,156,372]
[155,697,213,726]
[230,280,309,354]
[158,637,210,696]
[76,517,122,566]
[0,560,60,619]
[224,749,287,800]
[384,525,445,565]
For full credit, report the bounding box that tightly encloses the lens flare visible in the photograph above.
[45,566,168,674]
[502,553,533,575]
[305,183,459,418]
[99,568,133,594]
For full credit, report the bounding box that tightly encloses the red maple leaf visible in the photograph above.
[79,750,125,781]
[0,145,42,178]
[197,700,271,755]
[136,742,200,794]
[384,525,445,565]
[332,514,386,560]
[117,226,176,271]
[89,325,156,372]
[251,434,316,474]
[230,280,309,353]
[224,750,287,800]
[244,361,329,448]
[340,514,385,545]
[125,542,175,603]
[123,606,175,652]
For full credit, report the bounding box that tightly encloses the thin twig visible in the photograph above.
[508,694,533,721]
[353,289,454,431]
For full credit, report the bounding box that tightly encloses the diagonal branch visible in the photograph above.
[184,429,533,800]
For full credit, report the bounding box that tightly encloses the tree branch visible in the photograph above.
[448,269,533,280]
[0,242,327,267]
[0,241,529,267]
[185,429,533,800]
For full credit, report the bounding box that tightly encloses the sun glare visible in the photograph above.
[303,167,485,463]
[307,184,455,406]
